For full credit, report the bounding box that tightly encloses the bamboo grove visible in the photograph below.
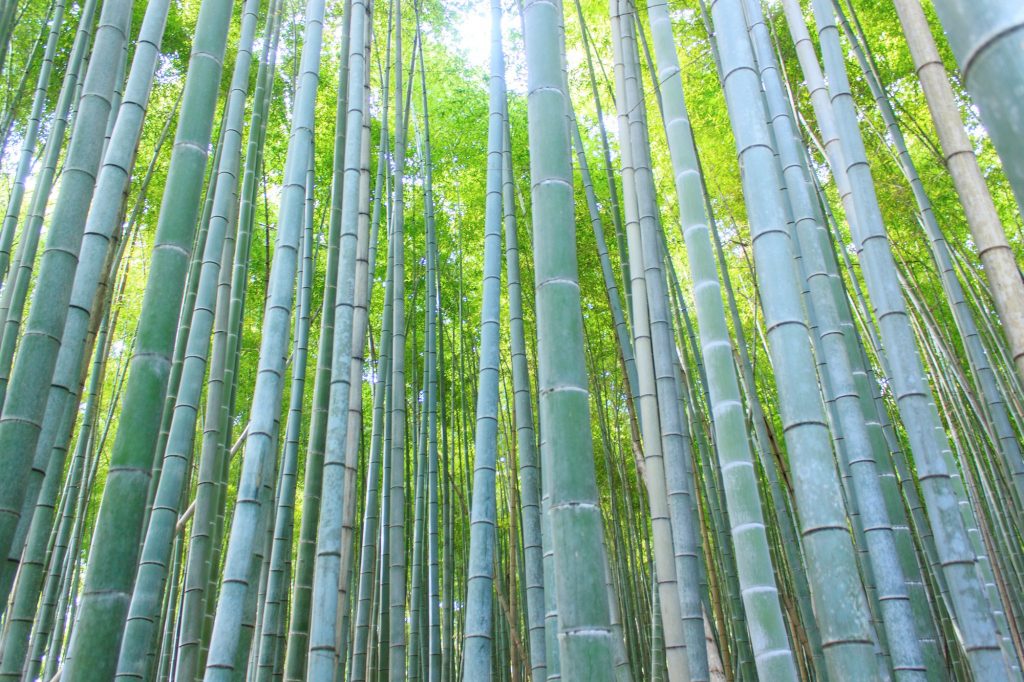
[0,0,1022,678]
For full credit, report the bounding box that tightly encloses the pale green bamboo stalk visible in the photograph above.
[522,0,616,674]
[349,230,395,681]
[608,5,692,677]
[199,42,278,669]
[0,304,111,680]
[0,139,167,679]
[239,411,283,678]
[925,0,1024,231]
[638,0,790,659]
[506,93,547,682]
[569,112,640,412]
[571,0,631,320]
[742,0,934,676]
[409,339,429,682]
[377,326,394,680]
[45,333,137,680]
[387,0,409,672]
[0,2,130,411]
[614,5,709,677]
[709,0,886,677]
[203,1,325,676]
[304,0,369,668]
[175,7,281,677]
[0,0,18,84]
[833,1,1024,513]
[255,146,316,681]
[114,1,261,675]
[31,262,137,678]
[0,0,95,577]
[461,0,505,675]
[331,38,376,671]
[486,8,551,679]
[142,110,223,523]
[409,6,443,678]
[328,3,374,671]
[276,2,352,663]
[349,22,396,682]
[889,0,1024,391]
[279,0,338,668]
[23,372,98,682]
[153,517,186,682]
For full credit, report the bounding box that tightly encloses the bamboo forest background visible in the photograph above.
[0,0,1022,678]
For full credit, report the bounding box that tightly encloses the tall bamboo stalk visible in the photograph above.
[462,0,505,676]
[522,0,616,675]
[202,1,325,677]
[114,1,261,676]
[305,0,370,672]
[387,0,410,674]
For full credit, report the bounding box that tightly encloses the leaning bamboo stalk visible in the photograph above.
[0,1,129,411]
[58,3,235,680]
[609,5,693,678]
[619,5,708,676]
[176,10,281,680]
[744,0,936,675]
[902,1,1024,379]
[0,304,113,680]
[806,0,1011,674]
[645,0,819,677]
[349,21,396,679]
[282,0,346,669]
[710,0,891,677]
[926,0,1024,228]
[350,228,396,681]
[255,147,316,681]
[114,2,261,674]
[835,1,1024,508]
[332,8,376,673]
[202,0,326,676]
[0,0,95,594]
